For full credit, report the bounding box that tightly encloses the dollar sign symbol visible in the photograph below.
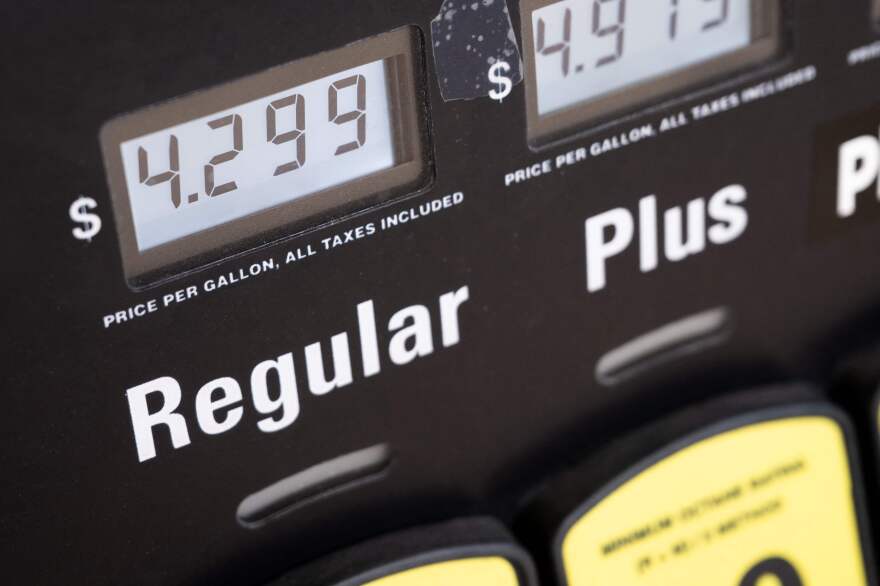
[69,196,102,241]
[488,60,513,103]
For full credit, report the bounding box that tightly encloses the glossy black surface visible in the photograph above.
[4,1,880,584]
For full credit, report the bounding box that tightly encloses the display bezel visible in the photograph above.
[101,27,430,288]
[521,0,783,146]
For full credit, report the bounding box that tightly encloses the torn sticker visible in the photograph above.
[430,0,524,101]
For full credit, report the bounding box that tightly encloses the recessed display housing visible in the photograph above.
[101,27,429,287]
[521,0,782,145]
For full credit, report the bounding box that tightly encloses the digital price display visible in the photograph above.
[102,27,427,284]
[521,0,781,143]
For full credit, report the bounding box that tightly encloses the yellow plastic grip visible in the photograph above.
[559,416,868,586]
[363,556,521,586]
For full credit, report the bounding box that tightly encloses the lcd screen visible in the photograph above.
[522,0,781,144]
[102,27,427,285]
[122,59,396,252]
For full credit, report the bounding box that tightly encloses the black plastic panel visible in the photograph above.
[4,1,880,584]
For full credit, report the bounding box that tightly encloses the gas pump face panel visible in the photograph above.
[4,1,880,585]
